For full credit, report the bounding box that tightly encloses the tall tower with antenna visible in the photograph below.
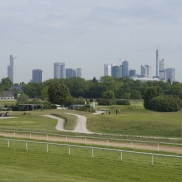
[156,49,159,77]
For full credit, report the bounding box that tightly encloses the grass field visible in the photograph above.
[0,139,182,182]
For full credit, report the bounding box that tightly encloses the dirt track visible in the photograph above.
[0,132,182,154]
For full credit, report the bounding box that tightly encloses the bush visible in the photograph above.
[150,95,182,112]
[98,98,115,105]
[116,99,130,105]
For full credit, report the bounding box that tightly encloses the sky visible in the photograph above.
[0,0,182,83]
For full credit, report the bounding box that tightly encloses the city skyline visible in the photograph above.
[0,1,182,83]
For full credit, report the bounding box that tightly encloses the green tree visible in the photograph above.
[17,93,29,105]
[48,82,72,106]
[143,86,163,109]
[41,86,49,101]
[0,77,12,91]
[131,90,142,101]
[101,90,115,99]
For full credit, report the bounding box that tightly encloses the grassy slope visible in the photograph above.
[0,140,182,182]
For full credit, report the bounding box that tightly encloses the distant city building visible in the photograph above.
[129,70,136,77]
[66,68,76,78]
[54,62,65,78]
[76,68,82,78]
[156,49,159,77]
[131,77,159,82]
[144,65,152,78]
[7,55,17,83]
[32,69,43,83]
[159,59,166,80]
[104,64,111,76]
[111,65,122,78]
[165,68,175,83]
[122,60,129,77]
[141,65,147,77]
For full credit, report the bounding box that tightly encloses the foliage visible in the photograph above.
[17,93,29,105]
[143,86,163,109]
[101,90,115,99]
[41,86,49,101]
[116,99,130,105]
[131,90,142,100]
[48,82,72,106]
[0,77,12,91]
[98,98,115,105]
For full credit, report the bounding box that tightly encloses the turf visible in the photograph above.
[0,139,181,182]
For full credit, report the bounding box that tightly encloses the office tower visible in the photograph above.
[66,68,76,78]
[76,68,82,78]
[111,65,122,78]
[156,49,159,77]
[7,55,17,83]
[54,62,65,78]
[32,69,43,83]
[159,59,166,80]
[165,68,175,83]
[104,64,111,76]
[141,65,147,77]
[129,70,136,77]
[144,65,152,78]
[122,60,129,77]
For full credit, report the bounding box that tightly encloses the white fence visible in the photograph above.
[0,137,182,165]
[0,129,182,152]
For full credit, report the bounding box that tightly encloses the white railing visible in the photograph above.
[0,137,182,165]
[0,129,182,152]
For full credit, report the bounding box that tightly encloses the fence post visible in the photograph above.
[14,131,15,138]
[26,141,28,150]
[152,155,154,165]
[120,152,122,161]
[131,140,133,149]
[47,143,48,153]
[30,133,31,139]
[158,142,160,151]
[92,148,94,158]
[8,140,9,148]
[47,134,48,141]
[68,145,70,155]
[107,139,109,146]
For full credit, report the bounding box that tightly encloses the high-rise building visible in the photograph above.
[156,49,159,77]
[144,65,152,78]
[129,70,136,77]
[165,68,175,83]
[104,64,111,76]
[111,65,122,78]
[66,68,76,78]
[54,62,65,78]
[122,60,129,77]
[76,68,82,78]
[32,69,43,83]
[159,59,166,80]
[7,55,17,83]
[141,65,147,77]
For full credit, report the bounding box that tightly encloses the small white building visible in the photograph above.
[0,91,14,100]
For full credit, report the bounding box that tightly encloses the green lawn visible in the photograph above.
[0,139,181,182]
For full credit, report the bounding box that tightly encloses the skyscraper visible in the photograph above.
[76,68,82,78]
[129,70,136,77]
[111,65,122,78]
[7,55,17,83]
[66,68,76,78]
[144,65,152,78]
[156,49,159,77]
[104,64,111,76]
[122,60,129,77]
[54,62,65,78]
[165,68,175,83]
[32,69,43,83]
[141,65,147,77]
[159,59,166,80]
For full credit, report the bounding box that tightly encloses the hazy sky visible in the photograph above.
[0,0,182,83]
